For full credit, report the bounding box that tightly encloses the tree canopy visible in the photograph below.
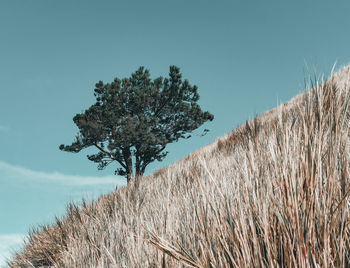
[60,66,214,183]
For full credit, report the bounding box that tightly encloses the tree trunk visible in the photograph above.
[135,172,144,181]
[134,172,143,189]
[124,148,133,184]
[126,161,133,184]
[135,155,141,177]
[135,159,147,182]
[126,172,133,184]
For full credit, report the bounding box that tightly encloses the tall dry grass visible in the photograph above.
[8,66,350,267]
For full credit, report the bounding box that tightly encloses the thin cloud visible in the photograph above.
[0,234,25,268]
[0,161,126,186]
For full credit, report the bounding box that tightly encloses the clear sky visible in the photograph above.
[1,0,350,265]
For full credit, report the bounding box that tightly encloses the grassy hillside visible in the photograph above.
[9,66,350,267]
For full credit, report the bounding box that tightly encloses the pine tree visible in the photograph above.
[60,66,214,184]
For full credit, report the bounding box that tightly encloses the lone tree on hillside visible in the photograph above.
[60,66,214,184]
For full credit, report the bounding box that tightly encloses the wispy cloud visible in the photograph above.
[0,234,25,268]
[0,161,126,186]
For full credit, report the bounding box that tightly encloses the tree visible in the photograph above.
[60,66,214,184]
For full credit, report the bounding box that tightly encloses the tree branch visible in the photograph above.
[94,143,127,169]
[155,145,166,155]
[141,145,166,173]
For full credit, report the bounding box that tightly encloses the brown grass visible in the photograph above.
[8,65,350,267]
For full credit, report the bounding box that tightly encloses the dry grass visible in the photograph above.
[8,65,350,267]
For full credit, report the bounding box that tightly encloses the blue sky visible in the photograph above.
[1,0,350,265]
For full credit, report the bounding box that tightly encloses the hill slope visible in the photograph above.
[9,66,350,267]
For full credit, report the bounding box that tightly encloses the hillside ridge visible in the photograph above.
[9,64,350,267]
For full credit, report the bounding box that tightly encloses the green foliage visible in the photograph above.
[60,66,213,183]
